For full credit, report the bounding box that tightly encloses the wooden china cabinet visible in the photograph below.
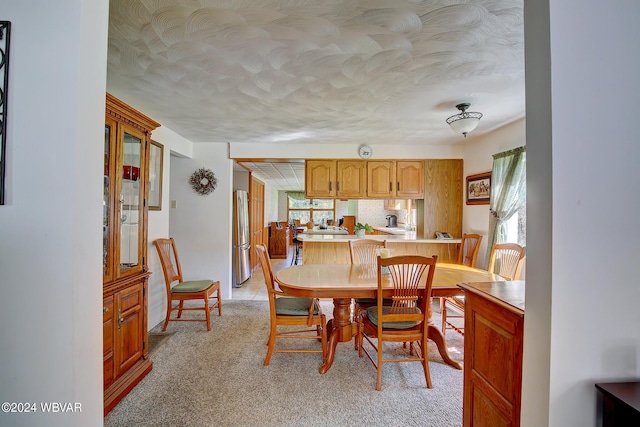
[103,93,159,415]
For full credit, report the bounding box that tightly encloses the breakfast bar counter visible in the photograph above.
[296,233,461,263]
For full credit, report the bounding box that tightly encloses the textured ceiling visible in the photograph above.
[107,0,525,151]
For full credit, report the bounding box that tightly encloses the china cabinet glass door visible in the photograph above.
[118,124,145,276]
[103,118,116,282]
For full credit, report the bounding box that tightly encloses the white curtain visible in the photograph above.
[287,191,306,201]
[485,146,526,268]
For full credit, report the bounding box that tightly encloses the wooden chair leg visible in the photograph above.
[162,298,172,331]
[264,324,277,366]
[420,337,432,388]
[216,287,222,316]
[177,301,185,319]
[204,296,211,331]
[376,344,383,391]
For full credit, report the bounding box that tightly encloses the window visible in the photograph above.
[504,205,526,246]
[288,197,334,225]
[487,146,526,254]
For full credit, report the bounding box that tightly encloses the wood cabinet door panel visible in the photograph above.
[305,160,336,198]
[472,314,517,401]
[396,161,424,198]
[115,284,144,376]
[367,161,395,198]
[103,295,115,390]
[336,160,366,198]
[471,386,512,427]
[463,286,524,427]
[422,159,463,238]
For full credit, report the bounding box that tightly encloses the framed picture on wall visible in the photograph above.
[466,172,491,205]
[148,140,163,210]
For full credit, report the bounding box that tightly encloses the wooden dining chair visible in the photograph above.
[290,223,303,266]
[349,239,387,348]
[440,233,483,335]
[488,242,526,281]
[153,238,222,331]
[255,244,327,366]
[357,254,438,391]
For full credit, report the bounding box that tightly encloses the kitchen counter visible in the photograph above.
[297,233,461,264]
[371,226,409,235]
[301,227,349,235]
[296,233,461,243]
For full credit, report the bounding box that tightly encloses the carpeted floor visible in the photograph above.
[148,332,176,355]
[105,300,464,427]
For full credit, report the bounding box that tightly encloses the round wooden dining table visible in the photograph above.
[275,262,504,374]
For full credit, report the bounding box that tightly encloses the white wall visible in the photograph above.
[0,1,107,426]
[169,144,234,300]
[145,126,194,329]
[523,1,640,426]
[460,119,526,266]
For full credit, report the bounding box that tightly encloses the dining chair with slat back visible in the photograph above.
[488,242,526,281]
[290,223,302,266]
[153,238,222,331]
[255,244,327,366]
[441,233,483,335]
[349,239,387,349]
[357,254,438,391]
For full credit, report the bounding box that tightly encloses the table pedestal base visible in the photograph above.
[319,297,463,374]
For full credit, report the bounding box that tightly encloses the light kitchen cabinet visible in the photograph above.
[417,159,462,238]
[367,160,395,198]
[305,159,424,199]
[384,199,413,210]
[305,159,367,198]
[104,93,159,415]
[336,160,367,198]
[396,160,424,198]
[305,160,336,198]
[367,160,424,199]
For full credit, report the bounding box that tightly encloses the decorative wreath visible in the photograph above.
[189,168,218,196]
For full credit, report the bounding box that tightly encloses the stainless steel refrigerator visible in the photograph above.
[233,190,251,287]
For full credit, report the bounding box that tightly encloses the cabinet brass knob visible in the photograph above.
[103,307,109,314]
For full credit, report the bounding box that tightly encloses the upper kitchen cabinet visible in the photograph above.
[305,160,336,198]
[396,161,424,198]
[103,93,159,415]
[336,160,367,198]
[367,160,424,199]
[367,160,395,198]
[305,159,367,199]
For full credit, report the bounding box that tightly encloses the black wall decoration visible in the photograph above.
[0,21,10,205]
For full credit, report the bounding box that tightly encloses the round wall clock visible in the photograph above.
[358,145,373,159]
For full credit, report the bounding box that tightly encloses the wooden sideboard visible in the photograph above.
[458,281,525,427]
[269,222,290,259]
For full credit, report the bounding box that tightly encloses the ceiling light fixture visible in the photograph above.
[446,103,483,138]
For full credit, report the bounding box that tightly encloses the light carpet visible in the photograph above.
[105,300,464,427]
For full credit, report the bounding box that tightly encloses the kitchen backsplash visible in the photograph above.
[356,199,408,227]
[276,190,411,227]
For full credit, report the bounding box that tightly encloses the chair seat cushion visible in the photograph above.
[172,280,214,293]
[366,306,421,329]
[275,297,319,315]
